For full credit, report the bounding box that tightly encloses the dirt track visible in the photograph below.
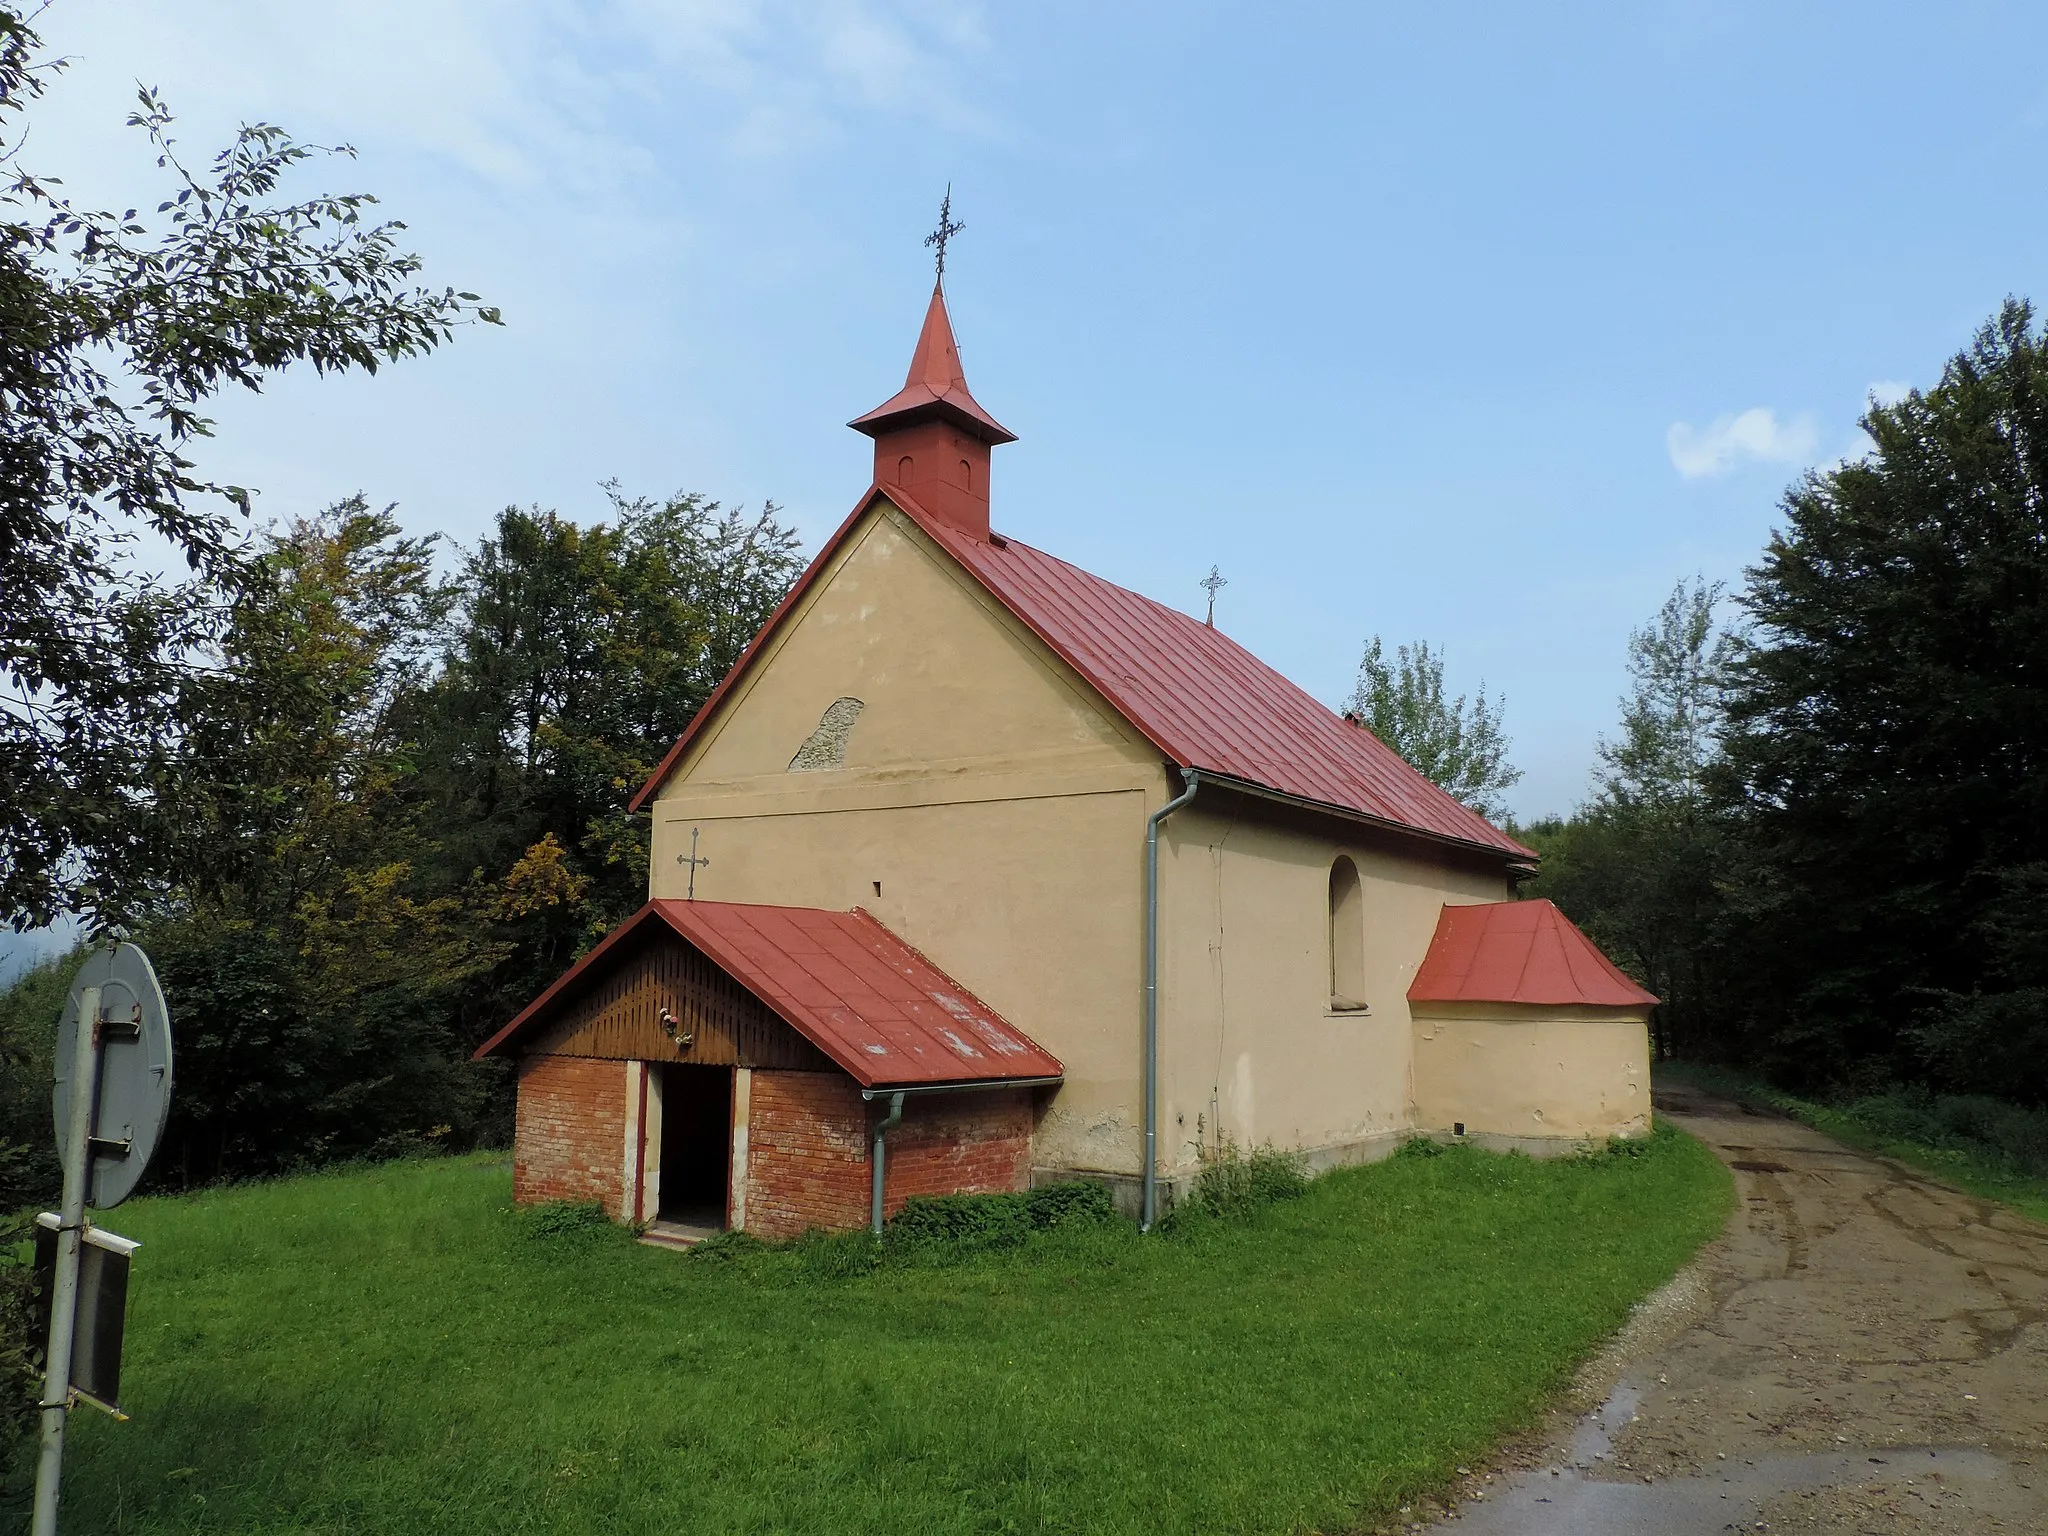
[1416,1082,2048,1534]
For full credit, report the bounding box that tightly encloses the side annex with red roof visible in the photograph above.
[484,274,1654,1241]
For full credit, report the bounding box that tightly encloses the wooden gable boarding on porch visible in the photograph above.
[509,916,834,1071]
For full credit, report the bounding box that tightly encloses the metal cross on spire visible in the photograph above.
[1201,565,1227,628]
[924,184,965,284]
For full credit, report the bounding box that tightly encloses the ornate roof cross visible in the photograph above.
[924,184,965,284]
[1201,565,1227,628]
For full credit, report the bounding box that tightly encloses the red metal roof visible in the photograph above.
[476,899,1064,1089]
[911,503,1532,857]
[630,488,1533,861]
[1408,899,1658,1008]
[848,283,1016,445]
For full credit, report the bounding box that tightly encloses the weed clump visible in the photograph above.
[1570,1129,1657,1165]
[792,1227,882,1278]
[688,1182,1120,1279]
[689,1229,766,1264]
[518,1200,614,1243]
[887,1181,1117,1257]
[1168,1143,1309,1228]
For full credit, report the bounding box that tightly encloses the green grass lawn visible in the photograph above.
[9,1129,1729,1536]
[1661,1060,2048,1226]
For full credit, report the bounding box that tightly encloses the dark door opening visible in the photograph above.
[658,1065,733,1228]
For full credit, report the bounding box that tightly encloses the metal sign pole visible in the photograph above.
[34,981,102,1536]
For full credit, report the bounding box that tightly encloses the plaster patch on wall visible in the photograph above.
[788,696,865,771]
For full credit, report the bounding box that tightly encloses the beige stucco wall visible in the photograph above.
[650,502,1167,1173]
[641,494,1625,1185]
[1411,1001,1652,1142]
[1155,803,1515,1177]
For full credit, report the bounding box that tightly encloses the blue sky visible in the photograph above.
[27,1,2048,822]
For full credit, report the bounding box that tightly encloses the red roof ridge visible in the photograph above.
[1407,899,1657,1008]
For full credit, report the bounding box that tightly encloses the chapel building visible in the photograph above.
[477,278,1655,1242]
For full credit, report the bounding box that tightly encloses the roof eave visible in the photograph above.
[1406,991,1658,1009]
[1187,771,1537,864]
[848,392,1017,445]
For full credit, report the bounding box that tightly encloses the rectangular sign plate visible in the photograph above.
[33,1213,138,1418]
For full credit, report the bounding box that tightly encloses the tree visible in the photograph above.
[0,6,498,929]
[1525,580,1736,1058]
[1717,299,2048,1100]
[1348,637,1521,819]
[406,489,804,1017]
[141,504,502,1183]
[1598,581,1735,813]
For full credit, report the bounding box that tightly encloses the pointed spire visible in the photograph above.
[848,283,1015,446]
[849,275,1015,542]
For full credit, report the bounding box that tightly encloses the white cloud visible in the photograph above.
[1665,407,1819,479]
[1867,379,1911,407]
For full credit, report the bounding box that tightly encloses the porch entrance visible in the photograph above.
[657,1064,733,1230]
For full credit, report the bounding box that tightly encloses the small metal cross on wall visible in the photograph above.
[925,184,965,284]
[676,826,710,900]
[1201,565,1228,628]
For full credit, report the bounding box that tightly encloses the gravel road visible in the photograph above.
[1414,1082,2048,1534]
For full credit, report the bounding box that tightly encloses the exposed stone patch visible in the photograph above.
[787,695,865,770]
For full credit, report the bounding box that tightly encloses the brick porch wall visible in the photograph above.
[513,1055,628,1217]
[744,1071,869,1239]
[744,1070,1035,1241]
[883,1090,1035,1211]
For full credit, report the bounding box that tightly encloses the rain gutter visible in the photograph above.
[1143,767,1201,1231]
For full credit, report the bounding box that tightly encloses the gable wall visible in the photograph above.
[1157,796,1514,1175]
[522,929,835,1072]
[651,503,1167,1175]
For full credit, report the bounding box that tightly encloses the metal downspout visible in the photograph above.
[1143,768,1200,1231]
[869,1091,905,1234]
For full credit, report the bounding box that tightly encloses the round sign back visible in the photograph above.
[53,942,174,1209]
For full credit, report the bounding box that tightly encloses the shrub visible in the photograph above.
[0,950,76,1213]
[1851,1090,2048,1176]
[1022,1180,1115,1229]
[885,1192,1035,1254]
[0,1213,38,1449]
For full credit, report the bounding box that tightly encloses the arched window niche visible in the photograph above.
[1328,856,1369,1012]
